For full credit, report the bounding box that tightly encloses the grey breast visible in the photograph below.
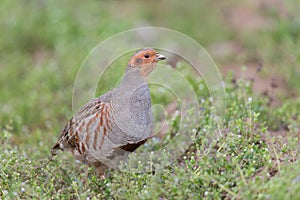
[129,84,153,127]
[110,68,154,142]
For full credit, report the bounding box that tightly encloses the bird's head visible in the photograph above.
[127,48,166,77]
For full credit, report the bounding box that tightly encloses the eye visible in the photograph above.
[144,54,149,58]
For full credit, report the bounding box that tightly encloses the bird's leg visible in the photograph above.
[82,166,90,186]
[94,163,108,180]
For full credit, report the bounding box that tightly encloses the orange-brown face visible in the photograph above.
[127,48,166,77]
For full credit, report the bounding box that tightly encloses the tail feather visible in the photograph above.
[50,142,63,156]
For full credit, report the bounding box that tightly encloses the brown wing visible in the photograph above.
[119,140,147,152]
[51,91,112,154]
[51,89,149,163]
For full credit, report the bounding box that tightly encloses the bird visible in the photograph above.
[51,48,166,178]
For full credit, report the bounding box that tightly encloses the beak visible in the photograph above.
[155,53,166,61]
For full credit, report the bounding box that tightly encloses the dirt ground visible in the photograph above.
[167,0,294,139]
[213,0,295,140]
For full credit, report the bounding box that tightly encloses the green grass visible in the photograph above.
[1,0,300,199]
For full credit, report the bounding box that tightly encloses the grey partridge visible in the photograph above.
[51,48,166,177]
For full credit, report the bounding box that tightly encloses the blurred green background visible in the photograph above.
[1,0,299,141]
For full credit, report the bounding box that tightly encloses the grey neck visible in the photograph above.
[111,68,153,138]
